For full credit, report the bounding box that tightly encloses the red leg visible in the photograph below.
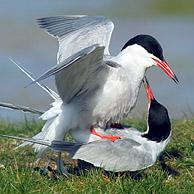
[90,128,120,142]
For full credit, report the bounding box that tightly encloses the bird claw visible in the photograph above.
[33,154,73,178]
[33,158,53,176]
[55,157,73,177]
[52,152,74,177]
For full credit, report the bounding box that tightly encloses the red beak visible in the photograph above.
[152,58,179,84]
[143,77,154,103]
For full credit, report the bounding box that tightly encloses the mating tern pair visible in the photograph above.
[0,77,172,172]
[0,15,178,173]
[27,15,178,155]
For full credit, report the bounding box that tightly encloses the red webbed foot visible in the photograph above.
[90,128,120,142]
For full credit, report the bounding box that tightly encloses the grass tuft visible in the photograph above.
[0,119,194,194]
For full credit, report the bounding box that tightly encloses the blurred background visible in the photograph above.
[0,0,194,121]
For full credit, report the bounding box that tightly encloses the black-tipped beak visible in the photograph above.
[152,58,179,84]
[172,74,179,84]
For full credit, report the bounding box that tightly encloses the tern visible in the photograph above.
[29,15,177,152]
[0,77,172,173]
[1,15,178,161]
[63,77,172,172]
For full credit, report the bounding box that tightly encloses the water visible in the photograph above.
[0,1,194,120]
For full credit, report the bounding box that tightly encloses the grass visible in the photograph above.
[0,118,193,194]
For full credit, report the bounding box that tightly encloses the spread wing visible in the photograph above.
[37,15,114,63]
[72,139,154,172]
[33,45,120,103]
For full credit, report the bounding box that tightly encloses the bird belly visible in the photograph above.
[90,77,138,127]
[70,65,142,132]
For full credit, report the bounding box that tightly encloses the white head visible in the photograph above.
[122,34,179,83]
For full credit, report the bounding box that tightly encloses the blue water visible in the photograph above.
[0,1,194,120]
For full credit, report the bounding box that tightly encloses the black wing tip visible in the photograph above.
[37,18,51,28]
[37,17,55,28]
[37,20,46,29]
[37,16,74,28]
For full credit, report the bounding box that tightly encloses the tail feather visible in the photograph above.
[40,100,62,120]
[31,118,55,154]
[0,134,51,146]
[0,101,43,115]
[13,99,65,156]
[0,134,82,155]
[9,58,59,100]
[31,112,69,155]
[0,133,51,158]
[7,59,70,159]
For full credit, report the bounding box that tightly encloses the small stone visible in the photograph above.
[0,163,5,169]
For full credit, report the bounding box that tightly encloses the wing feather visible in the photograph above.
[72,139,154,172]
[33,45,106,103]
[37,15,114,62]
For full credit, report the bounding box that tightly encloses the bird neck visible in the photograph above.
[117,45,151,76]
[143,125,171,143]
[142,100,171,143]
